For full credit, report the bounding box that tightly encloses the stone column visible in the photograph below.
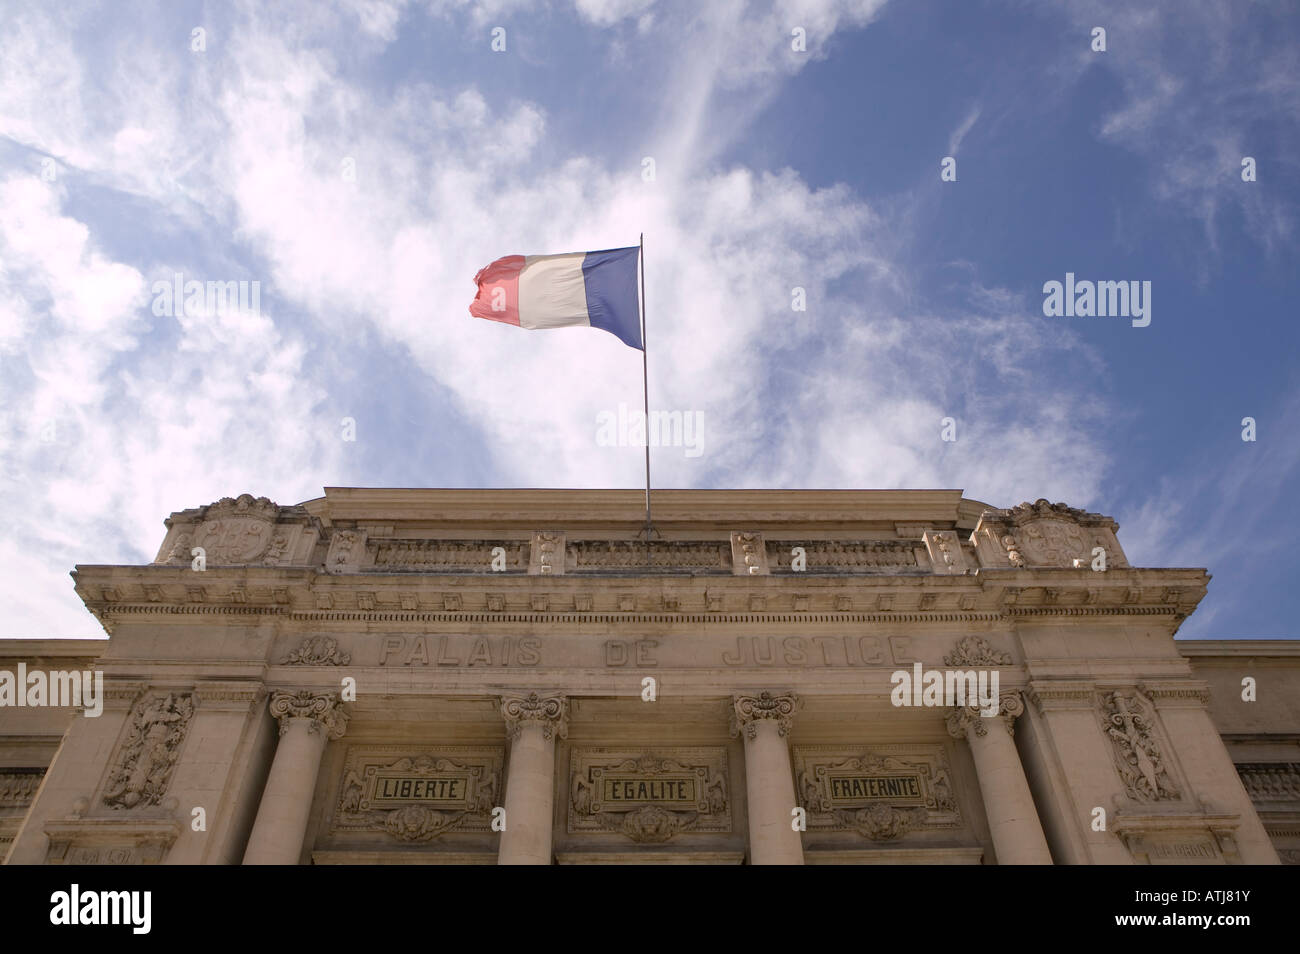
[498,691,567,865]
[947,691,1053,864]
[732,691,804,865]
[243,690,348,865]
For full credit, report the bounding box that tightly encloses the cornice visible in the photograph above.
[72,565,1211,622]
[307,487,973,530]
[1177,639,1300,657]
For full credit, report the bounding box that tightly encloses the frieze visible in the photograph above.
[192,681,264,710]
[0,770,43,809]
[768,540,920,572]
[332,748,503,842]
[1235,763,1300,801]
[571,540,729,571]
[369,539,528,572]
[569,748,730,842]
[1026,680,1097,712]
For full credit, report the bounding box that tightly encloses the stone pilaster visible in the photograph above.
[498,691,568,865]
[947,691,1053,864]
[242,690,348,865]
[732,690,803,865]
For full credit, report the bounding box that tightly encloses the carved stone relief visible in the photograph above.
[101,692,195,810]
[794,746,960,840]
[1236,762,1300,801]
[332,748,503,842]
[1100,690,1182,802]
[325,530,367,574]
[529,531,566,575]
[971,498,1129,569]
[730,532,768,575]
[571,540,728,571]
[281,635,352,666]
[923,530,968,574]
[569,749,730,842]
[767,540,920,572]
[370,539,527,571]
[943,635,1012,667]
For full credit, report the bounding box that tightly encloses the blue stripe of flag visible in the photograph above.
[581,246,642,350]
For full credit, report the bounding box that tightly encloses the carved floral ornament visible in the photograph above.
[943,635,1012,667]
[730,691,800,740]
[281,635,351,666]
[500,691,568,741]
[268,690,349,739]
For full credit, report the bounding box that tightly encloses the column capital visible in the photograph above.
[500,691,568,742]
[268,689,349,740]
[946,690,1025,740]
[731,690,800,740]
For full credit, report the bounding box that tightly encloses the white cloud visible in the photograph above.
[0,0,1187,637]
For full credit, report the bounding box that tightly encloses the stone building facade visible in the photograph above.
[1,488,1296,864]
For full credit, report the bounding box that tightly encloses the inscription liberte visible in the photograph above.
[373,776,466,802]
[374,635,919,668]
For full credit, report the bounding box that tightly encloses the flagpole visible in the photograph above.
[639,233,652,546]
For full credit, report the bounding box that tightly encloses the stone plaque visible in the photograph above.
[825,773,924,806]
[1147,839,1221,863]
[600,775,697,805]
[795,745,960,841]
[569,749,730,842]
[332,748,503,841]
[370,773,472,807]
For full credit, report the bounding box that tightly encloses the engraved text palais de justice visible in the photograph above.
[376,635,920,667]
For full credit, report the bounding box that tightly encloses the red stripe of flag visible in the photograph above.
[468,254,525,326]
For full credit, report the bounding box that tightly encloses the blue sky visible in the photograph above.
[0,0,1297,639]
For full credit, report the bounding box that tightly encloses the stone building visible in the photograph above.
[1,488,1296,864]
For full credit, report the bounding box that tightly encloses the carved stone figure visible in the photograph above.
[615,805,698,843]
[382,805,466,841]
[834,804,928,840]
[340,769,365,814]
[262,530,290,565]
[164,531,193,564]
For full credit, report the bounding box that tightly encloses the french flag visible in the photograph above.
[468,246,642,350]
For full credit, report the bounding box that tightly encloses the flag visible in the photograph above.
[468,246,642,350]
